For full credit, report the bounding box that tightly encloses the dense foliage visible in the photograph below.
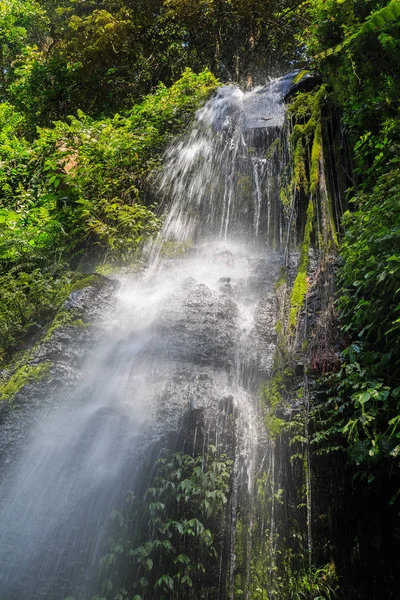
[1,0,400,597]
[1,0,306,127]
[0,68,217,359]
[97,449,232,600]
[292,2,400,596]
[298,0,400,497]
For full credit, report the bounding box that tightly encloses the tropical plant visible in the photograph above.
[97,448,232,599]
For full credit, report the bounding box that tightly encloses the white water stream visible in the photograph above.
[0,74,296,600]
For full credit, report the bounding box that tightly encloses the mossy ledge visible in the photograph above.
[0,272,114,405]
[289,199,314,330]
[0,362,51,403]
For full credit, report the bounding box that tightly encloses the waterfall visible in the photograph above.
[0,74,297,600]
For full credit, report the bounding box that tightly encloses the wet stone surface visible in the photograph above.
[157,281,239,367]
[0,279,118,465]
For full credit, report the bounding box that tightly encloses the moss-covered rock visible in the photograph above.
[289,199,314,330]
[0,362,51,403]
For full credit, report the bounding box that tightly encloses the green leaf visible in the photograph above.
[156,575,174,591]
[181,575,193,587]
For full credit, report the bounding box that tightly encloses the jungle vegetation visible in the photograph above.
[0,0,400,597]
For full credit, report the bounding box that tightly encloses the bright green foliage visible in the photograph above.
[338,164,400,355]
[263,371,290,439]
[0,69,216,359]
[98,449,232,600]
[289,200,314,330]
[314,163,400,491]
[8,47,82,129]
[0,0,48,98]
[1,68,217,264]
[2,0,305,124]
[303,0,400,152]
[297,0,400,498]
[315,0,400,59]
[1,68,217,260]
[0,270,71,357]
[283,561,338,599]
[0,360,50,402]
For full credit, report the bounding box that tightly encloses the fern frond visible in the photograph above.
[316,0,400,60]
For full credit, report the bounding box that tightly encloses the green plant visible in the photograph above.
[0,361,51,402]
[0,269,71,358]
[285,561,338,600]
[289,199,314,330]
[98,448,232,600]
[0,69,217,359]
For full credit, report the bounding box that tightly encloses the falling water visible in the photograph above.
[0,73,297,600]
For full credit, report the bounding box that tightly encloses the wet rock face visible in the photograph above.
[283,73,322,103]
[149,250,282,376]
[203,85,244,133]
[157,281,239,367]
[38,279,118,370]
[152,367,231,434]
[253,295,278,372]
[0,279,117,465]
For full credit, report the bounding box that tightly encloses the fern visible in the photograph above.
[361,0,400,34]
[378,31,400,67]
[316,0,400,59]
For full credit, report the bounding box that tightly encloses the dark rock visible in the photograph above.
[220,395,234,413]
[295,363,304,377]
[283,73,322,103]
[182,277,196,289]
[156,283,238,367]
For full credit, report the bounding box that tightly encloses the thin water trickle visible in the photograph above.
[0,74,296,599]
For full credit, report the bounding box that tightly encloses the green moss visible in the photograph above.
[0,362,51,402]
[293,69,310,85]
[263,372,289,440]
[43,309,74,341]
[289,199,314,329]
[0,270,72,363]
[70,274,103,291]
[293,138,308,192]
[280,186,291,207]
[290,271,308,330]
[44,307,92,341]
[265,412,288,439]
[310,121,322,194]
[266,137,281,159]
[288,92,313,121]
[291,122,305,139]
[328,194,339,247]
[274,267,287,290]
[71,318,90,329]
[288,85,328,201]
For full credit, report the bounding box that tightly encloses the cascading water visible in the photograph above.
[0,74,297,600]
